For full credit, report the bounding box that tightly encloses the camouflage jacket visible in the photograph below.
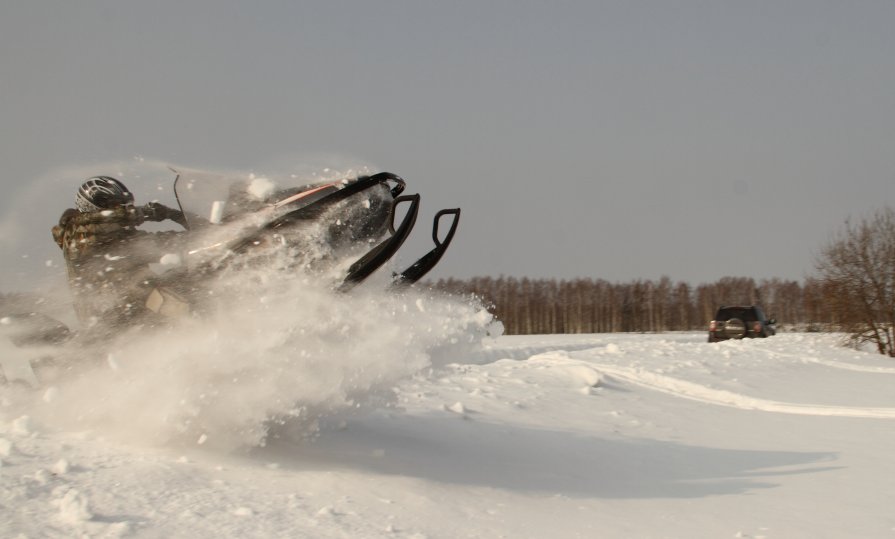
[52,206,185,328]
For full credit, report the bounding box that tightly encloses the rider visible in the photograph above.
[52,176,188,331]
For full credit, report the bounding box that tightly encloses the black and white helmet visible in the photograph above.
[75,176,134,212]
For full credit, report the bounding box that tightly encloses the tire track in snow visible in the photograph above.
[592,364,895,419]
[802,357,895,374]
[763,347,895,374]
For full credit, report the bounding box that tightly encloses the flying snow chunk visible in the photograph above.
[11,415,33,436]
[568,366,603,388]
[151,253,183,275]
[209,200,225,224]
[34,469,50,485]
[159,253,182,267]
[58,489,93,523]
[247,177,277,200]
[43,387,60,403]
[446,402,466,414]
[53,459,71,474]
[107,354,121,371]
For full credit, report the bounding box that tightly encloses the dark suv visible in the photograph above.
[708,305,776,343]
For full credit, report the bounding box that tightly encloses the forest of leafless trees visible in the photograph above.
[431,275,831,335]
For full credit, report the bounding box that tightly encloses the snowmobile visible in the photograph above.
[142,168,460,315]
[1,169,460,385]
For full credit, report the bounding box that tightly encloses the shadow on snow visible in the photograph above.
[256,411,838,500]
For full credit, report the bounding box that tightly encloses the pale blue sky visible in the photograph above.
[2,1,894,289]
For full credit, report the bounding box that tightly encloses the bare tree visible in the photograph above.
[815,207,895,357]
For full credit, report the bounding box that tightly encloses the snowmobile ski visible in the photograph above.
[338,194,421,292]
[390,208,460,289]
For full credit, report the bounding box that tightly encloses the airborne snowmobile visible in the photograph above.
[1,169,460,385]
[142,168,460,316]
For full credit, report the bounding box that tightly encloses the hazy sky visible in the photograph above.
[2,1,894,289]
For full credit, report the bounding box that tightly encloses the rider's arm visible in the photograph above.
[52,204,185,252]
[144,202,188,228]
[60,206,146,227]
[52,206,145,250]
[52,209,80,248]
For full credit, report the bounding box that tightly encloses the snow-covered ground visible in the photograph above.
[3,297,895,537]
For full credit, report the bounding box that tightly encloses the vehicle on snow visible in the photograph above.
[708,305,776,343]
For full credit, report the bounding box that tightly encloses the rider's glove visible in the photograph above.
[143,202,170,222]
[143,202,187,228]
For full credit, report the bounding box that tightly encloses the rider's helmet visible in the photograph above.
[76,176,135,212]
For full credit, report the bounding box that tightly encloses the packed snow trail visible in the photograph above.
[801,356,895,373]
[479,332,895,418]
[587,362,895,418]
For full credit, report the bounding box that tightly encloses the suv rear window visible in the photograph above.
[715,307,758,322]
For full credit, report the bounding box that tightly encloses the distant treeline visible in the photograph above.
[431,276,832,335]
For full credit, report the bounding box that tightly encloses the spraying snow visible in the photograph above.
[10,265,495,452]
